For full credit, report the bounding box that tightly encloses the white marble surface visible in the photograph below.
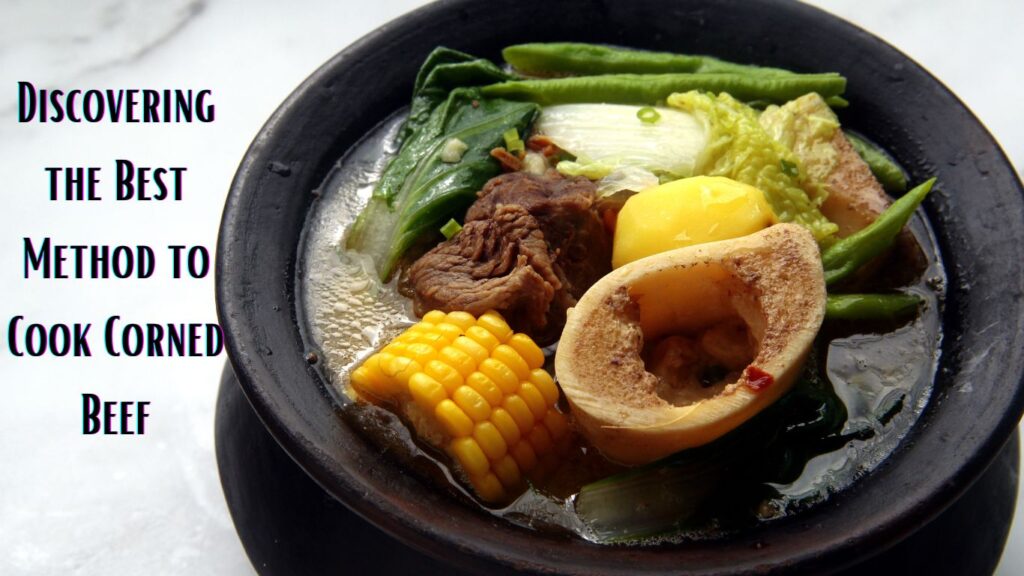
[0,1,1019,575]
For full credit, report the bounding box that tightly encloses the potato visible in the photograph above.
[612,176,777,268]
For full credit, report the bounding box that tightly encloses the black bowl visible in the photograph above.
[215,0,1024,573]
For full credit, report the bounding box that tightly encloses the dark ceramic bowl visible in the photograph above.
[216,0,1024,573]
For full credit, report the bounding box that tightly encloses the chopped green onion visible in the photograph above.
[636,106,661,123]
[780,159,799,178]
[503,128,524,152]
[440,218,462,239]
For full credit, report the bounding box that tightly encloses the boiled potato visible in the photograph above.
[612,176,777,268]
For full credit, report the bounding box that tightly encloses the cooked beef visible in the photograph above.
[408,171,611,343]
[466,171,611,298]
[407,205,576,343]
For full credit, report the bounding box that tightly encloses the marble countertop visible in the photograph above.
[0,1,1020,574]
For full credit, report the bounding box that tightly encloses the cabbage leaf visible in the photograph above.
[667,91,838,243]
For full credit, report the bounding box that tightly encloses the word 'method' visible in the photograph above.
[18,82,214,123]
[23,239,210,279]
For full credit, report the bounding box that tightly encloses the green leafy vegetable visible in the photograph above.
[668,90,838,242]
[347,88,539,279]
[845,132,908,193]
[822,177,935,286]
[480,72,846,107]
[401,47,514,143]
[758,93,841,187]
[825,293,923,320]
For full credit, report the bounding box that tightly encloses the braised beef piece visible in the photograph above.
[466,171,611,299]
[407,171,611,343]
[407,205,575,343]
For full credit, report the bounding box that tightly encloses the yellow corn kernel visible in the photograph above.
[397,322,434,341]
[408,373,447,411]
[491,344,531,381]
[543,409,569,441]
[435,399,474,438]
[527,424,553,456]
[409,321,437,333]
[395,331,420,344]
[479,357,520,394]
[434,322,463,343]
[445,311,476,331]
[508,333,545,370]
[529,368,560,405]
[438,345,476,378]
[380,341,408,356]
[490,408,521,446]
[465,325,500,351]
[473,421,508,461]
[381,354,421,386]
[422,310,448,324]
[466,372,503,406]
[410,330,450,349]
[452,336,488,366]
[492,454,521,489]
[352,310,559,503]
[518,382,548,420]
[469,472,506,503]
[350,365,387,397]
[424,359,463,394]
[450,437,489,477]
[453,385,491,422]
[502,395,535,433]
[404,342,437,366]
[510,440,538,472]
[478,310,513,342]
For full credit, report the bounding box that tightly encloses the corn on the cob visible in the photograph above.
[350,309,569,503]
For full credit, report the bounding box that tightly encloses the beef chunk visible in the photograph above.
[407,205,575,343]
[407,172,611,344]
[466,171,611,299]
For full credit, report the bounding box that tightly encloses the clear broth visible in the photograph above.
[298,111,945,543]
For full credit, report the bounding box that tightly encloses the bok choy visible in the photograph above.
[347,88,538,279]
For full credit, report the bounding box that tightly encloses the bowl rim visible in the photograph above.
[216,0,1024,573]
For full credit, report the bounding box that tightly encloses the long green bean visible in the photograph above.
[480,72,846,106]
[503,42,805,77]
[504,42,703,75]
[821,177,935,286]
[825,293,923,320]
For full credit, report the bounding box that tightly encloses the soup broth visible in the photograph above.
[298,110,944,543]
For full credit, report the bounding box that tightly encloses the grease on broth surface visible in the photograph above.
[298,111,945,543]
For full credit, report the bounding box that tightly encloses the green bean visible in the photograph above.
[503,42,703,75]
[821,177,935,286]
[825,294,923,320]
[503,42,810,78]
[845,131,908,193]
[480,72,847,106]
